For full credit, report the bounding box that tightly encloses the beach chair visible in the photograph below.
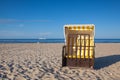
[62,24,95,68]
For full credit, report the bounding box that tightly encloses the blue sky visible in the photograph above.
[0,0,120,39]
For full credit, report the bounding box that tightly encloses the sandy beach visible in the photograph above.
[0,43,120,80]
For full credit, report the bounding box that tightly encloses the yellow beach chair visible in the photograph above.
[62,24,95,68]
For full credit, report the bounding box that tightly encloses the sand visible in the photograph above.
[0,43,120,80]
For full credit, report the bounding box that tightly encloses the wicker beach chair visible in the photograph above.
[62,24,95,68]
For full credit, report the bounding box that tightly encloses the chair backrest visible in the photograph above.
[64,24,95,58]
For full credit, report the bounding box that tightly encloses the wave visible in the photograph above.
[0,39,120,43]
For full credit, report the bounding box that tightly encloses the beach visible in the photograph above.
[0,43,120,80]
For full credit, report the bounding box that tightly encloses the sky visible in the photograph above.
[0,0,120,39]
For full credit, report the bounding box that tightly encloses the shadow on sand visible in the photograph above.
[94,55,120,69]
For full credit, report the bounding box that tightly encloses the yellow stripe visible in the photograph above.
[77,26,80,30]
[91,26,94,30]
[82,26,85,30]
[69,26,72,29]
[65,26,68,29]
[73,26,76,30]
[86,26,90,30]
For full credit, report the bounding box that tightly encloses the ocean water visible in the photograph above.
[0,39,120,43]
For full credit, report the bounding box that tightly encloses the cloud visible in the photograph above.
[0,30,54,38]
[0,19,15,23]
[0,19,53,23]
[0,30,25,37]
[37,32,52,37]
[19,24,24,27]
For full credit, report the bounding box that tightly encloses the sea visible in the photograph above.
[0,39,120,43]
